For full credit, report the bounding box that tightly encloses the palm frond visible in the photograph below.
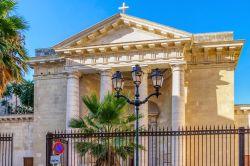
[71,93,144,165]
[84,116,100,130]
[82,94,100,117]
[0,0,16,18]
[0,0,28,96]
[69,118,86,128]
[75,142,94,156]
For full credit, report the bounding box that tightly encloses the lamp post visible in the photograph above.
[112,64,164,166]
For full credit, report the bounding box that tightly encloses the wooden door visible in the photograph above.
[24,157,33,166]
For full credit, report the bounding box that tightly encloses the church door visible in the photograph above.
[24,157,33,166]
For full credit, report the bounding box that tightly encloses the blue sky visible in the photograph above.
[17,0,250,104]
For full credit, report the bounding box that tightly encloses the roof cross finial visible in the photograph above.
[118,2,129,14]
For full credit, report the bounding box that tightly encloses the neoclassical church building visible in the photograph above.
[0,12,248,166]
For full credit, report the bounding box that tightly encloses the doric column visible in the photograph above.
[100,69,113,101]
[149,115,158,166]
[138,67,150,166]
[139,67,150,128]
[171,63,185,129]
[66,71,81,130]
[171,63,186,166]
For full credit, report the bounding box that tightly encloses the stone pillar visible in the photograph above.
[149,115,158,166]
[66,71,81,166]
[171,63,185,129]
[66,71,81,129]
[138,67,150,166]
[171,63,186,166]
[139,67,150,128]
[100,69,113,101]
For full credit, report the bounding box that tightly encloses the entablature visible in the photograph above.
[64,49,184,72]
[185,40,244,67]
[0,114,33,123]
[28,56,65,68]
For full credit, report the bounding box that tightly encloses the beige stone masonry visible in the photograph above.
[66,71,81,129]
[171,63,186,129]
[99,69,113,101]
[0,114,33,122]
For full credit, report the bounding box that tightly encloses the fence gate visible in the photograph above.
[0,133,13,166]
[46,126,250,166]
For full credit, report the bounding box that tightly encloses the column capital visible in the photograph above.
[170,63,186,72]
[66,70,82,79]
[99,69,113,77]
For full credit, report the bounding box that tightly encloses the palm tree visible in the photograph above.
[70,93,142,166]
[0,0,29,96]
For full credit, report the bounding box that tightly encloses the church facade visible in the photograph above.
[0,13,247,166]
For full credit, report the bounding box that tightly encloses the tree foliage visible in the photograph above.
[70,93,143,166]
[1,80,34,114]
[0,0,29,96]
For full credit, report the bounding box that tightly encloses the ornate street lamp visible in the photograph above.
[112,64,164,166]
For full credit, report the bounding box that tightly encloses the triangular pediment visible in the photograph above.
[53,13,192,49]
[81,26,165,46]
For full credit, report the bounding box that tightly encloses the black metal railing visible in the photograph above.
[46,126,250,166]
[0,133,13,166]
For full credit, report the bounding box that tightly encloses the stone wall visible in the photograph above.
[149,73,172,127]
[0,115,33,166]
[33,74,67,166]
[79,74,100,117]
[185,64,235,126]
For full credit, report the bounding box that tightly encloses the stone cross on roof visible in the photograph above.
[118,2,129,14]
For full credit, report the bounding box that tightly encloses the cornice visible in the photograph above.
[53,13,122,49]
[55,38,191,56]
[0,114,34,123]
[235,109,250,115]
[192,40,244,48]
[27,56,65,68]
[186,63,235,70]
[193,32,234,43]
[119,13,191,37]
[34,73,67,80]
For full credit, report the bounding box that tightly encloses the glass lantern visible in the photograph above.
[151,68,163,89]
[112,71,124,92]
[131,65,144,85]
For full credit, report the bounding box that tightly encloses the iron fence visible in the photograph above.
[46,126,250,166]
[0,133,13,166]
